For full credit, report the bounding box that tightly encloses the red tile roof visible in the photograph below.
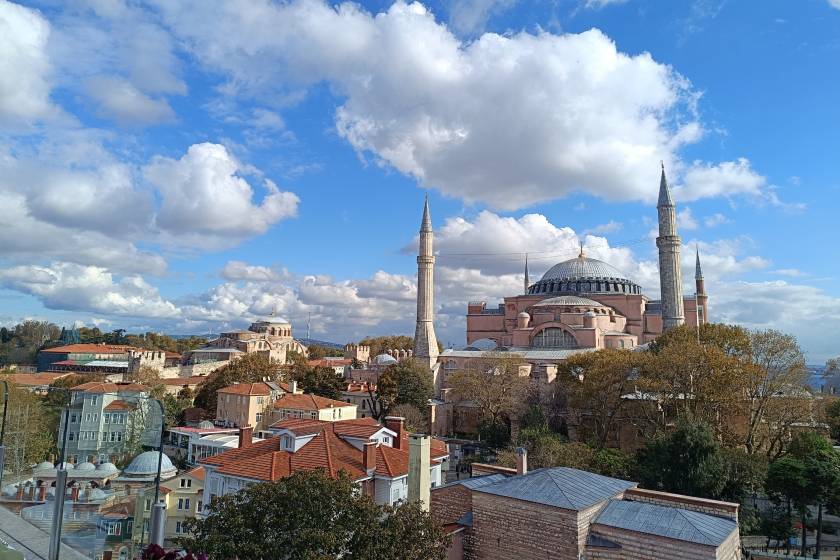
[269,417,329,435]
[41,344,137,354]
[217,382,273,396]
[104,400,136,411]
[271,393,354,411]
[186,466,205,481]
[332,417,389,439]
[5,373,71,386]
[376,444,409,477]
[308,358,353,367]
[160,376,208,386]
[70,382,146,393]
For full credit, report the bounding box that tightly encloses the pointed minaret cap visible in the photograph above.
[658,161,674,207]
[420,193,432,232]
[695,245,703,280]
[578,242,586,259]
[524,253,530,294]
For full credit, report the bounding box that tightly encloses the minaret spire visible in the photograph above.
[656,164,685,330]
[694,245,708,326]
[695,245,703,281]
[414,194,439,370]
[524,253,530,294]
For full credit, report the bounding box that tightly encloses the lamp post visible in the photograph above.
[0,379,8,491]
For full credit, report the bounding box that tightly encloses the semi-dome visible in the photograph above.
[75,462,96,471]
[124,451,176,477]
[373,353,398,366]
[532,295,606,308]
[528,253,641,297]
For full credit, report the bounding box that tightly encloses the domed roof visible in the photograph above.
[89,488,108,501]
[463,338,499,351]
[517,311,530,318]
[35,461,55,471]
[540,255,629,282]
[373,353,398,366]
[528,252,641,297]
[75,462,96,471]
[198,420,214,429]
[124,451,175,476]
[58,462,74,470]
[96,462,118,472]
[533,295,606,307]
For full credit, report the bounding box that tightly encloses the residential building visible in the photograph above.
[134,467,205,546]
[5,372,72,394]
[431,455,740,560]
[167,423,264,465]
[341,382,377,419]
[159,375,209,397]
[58,382,156,464]
[215,381,300,429]
[37,343,137,373]
[266,392,357,425]
[203,416,448,507]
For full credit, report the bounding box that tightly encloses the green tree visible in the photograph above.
[367,369,398,421]
[357,336,414,358]
[193,354,285,413]
[1,383,55,478]
[180,470,448,560]
[648,323,751,358]
[766,456,810,556]
[634,421,728,500]
[388,359,434,412]
[307,345,345,359]
[389,403,426,433]
[825,398,840,441]
[293,366,344,400]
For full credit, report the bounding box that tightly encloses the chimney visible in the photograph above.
[516,447,528,475]
[38,485,46,502]
[384,416,405,449]
[408,434,431,511]
[70,485,80,502]
[289,380,297,394]
[238,426,253,449]
[363,442,377,475]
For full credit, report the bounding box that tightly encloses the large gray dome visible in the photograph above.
[529,255,641,297]
[124,451,176,476]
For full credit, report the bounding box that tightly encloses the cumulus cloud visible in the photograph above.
[583,0,629,8]
[677,158,766,201]
[678,207,698,230]
[0,262,180,318]
[583,220,623,235]
[830,0,840,9]
[703,213,730,227]
[220,261,287,282]
[145,143,300,247]
[150,0,775,209]
[0,0,57,124]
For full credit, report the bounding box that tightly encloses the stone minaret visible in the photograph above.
[414,195,439,368]
[695,247,709,326]
[656,164,685,330]
[524,253,530,294]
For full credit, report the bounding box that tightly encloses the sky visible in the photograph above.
[0,0,839,362]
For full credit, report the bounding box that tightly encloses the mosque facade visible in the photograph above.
[459,165,708,354]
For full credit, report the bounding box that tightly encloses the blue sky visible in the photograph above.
[0,0,838,362]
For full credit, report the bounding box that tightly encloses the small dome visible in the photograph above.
[124,451,176,476]
[75,462,96,471]
[373,353,398,366]
[35,461,55,471]
[463,338,498,351]
[584,310,597,317]
[96,462,118,472]
[89,488,108,501]
[533,295,605,308]
[58,462,74,470]
[517,311,530,318]
[198,420,214,429]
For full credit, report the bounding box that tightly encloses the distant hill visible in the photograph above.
[297,338,344,350]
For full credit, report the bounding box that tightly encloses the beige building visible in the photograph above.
[134,466,205,547]
[266,393,358,425]
[186,319,308,368]
[215,381,300,430]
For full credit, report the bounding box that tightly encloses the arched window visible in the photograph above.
[532,328,578,349]
[444,360,458,377]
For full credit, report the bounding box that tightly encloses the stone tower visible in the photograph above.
[414,195,439,368]
[656,164,685,330]
[695,247,709,327]
[524,253,530,294]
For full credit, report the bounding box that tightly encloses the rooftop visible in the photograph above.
[69,382,146,393]
[593,499,737,546]
[473,467,636,511]
[41,344,136,354]
[271,393,354,411]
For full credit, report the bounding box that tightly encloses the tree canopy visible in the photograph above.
[180,470,449,560]
[193,354,286,413]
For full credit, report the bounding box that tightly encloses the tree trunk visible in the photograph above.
[815,502,823,559]
[785,499,791,555]
[801,509,807,557]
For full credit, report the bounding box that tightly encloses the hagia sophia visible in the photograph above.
[408,165,710,432]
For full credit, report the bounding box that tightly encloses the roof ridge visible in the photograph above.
[545,468,577,508]
[322,430,335,476]
[673,506,716,545]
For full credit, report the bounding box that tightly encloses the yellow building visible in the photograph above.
[266,393,358,425]
[215,381,300,429]
[133,467,205,547]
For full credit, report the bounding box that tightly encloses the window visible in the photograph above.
[107,522,121,536]
[197,500,203,511]
[99,454,108,463]
[90,396,98,406]
[70,413,77,423]
[80,432,87,441]
[116,432,123,442]
[180,478,192,488]
[175,521,184,534]
[532,328,578,349]
[69,432,75,441]
[282,435,293,450]
[103,413,110,423]
[255,412,263,423]
[256,396,264,405]
[85,413,92,422]
[92,413,98,422]
[144,499,151,511]
[178,498,191,510]
[110,432,116,442]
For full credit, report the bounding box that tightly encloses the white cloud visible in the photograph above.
[145,143,300,247]
[771,268,806,277]
[583,0,629,8]
[220,261,287,282]
[0,262,180,319]
[83,76,175,124]
[830,0,840,9]
[0,0,57,124]
[677,207,698,230]
[703,212,730,227]
[678,158,766,201]
[448,0,517,35]
[583,220,623,235]
[152,0,776,210]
